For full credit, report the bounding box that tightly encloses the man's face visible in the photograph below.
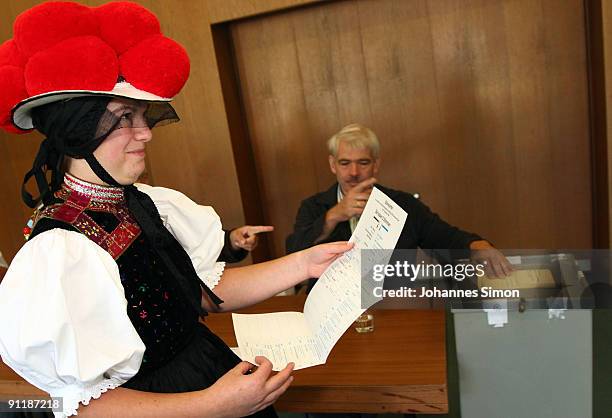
[329,141,380,194]
[93,98,153,185]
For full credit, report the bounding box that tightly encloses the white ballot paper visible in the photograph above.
[232,187,408,370]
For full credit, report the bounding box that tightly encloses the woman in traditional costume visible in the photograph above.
[0,3,351,417]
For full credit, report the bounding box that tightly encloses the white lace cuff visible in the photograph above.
[52,376,125,417]
[199,261,225,290]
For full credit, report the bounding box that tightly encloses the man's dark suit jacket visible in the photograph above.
[286,183,481,256]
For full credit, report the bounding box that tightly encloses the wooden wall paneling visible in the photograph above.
[0,132,44,259]
[540,0,592,248]
[211,22,272,262]
[0,137,34,260]
[366,0,590,248]
[586,0,610,249]
[603,0,612,247]
[230,0,593,257]
[426,0,590,249]
[0,0,49,261]
[593,0,612,292]
[291,1,374,186]
[207,0,323,24]
[231,15,320,258]
[503,0,556,249]
[428,0,589,248]
[427,0,533,248]
[354,0,452,229]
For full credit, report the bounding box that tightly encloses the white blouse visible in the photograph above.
[0,185,226,417]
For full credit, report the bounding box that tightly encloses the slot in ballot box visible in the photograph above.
[454,252,592,311]
[396,252,592,314]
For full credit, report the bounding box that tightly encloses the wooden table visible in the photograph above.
[206,295,447,414]
[0,296,448,414]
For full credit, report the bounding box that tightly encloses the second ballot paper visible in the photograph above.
[231,187,408,370]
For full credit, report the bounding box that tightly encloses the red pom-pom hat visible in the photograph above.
[0,1,190,132]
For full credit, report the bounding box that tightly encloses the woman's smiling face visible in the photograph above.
[93,98,153,185]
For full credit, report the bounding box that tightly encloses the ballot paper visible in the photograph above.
[478,269,556,289]
[232,187,408,370]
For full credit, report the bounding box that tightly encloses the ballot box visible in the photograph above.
[451,309,592,418]
[446,252,612,418]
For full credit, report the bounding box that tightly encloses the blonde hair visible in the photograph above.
[327,123,380,158]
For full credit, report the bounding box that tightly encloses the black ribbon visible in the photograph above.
[86,154,223,315]
[21,137,58,208]
[23,98,109,208]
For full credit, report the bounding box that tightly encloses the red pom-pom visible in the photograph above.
[14,2,99,58]
[0,65,28,132]
[0,40,26,68]
[1,1,191,134]
[94,2,161,55]
[25,36,118,96]
[120,35,190,98]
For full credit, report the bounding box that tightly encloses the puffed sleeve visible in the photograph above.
[136,184,226,290]
[0,229,145,417]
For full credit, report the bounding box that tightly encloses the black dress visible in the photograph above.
[28,178,276,417]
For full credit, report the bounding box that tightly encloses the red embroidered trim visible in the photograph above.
[36,189,141,260]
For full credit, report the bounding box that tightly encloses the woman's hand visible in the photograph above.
[298,241,354,278]
[206,356,294,417]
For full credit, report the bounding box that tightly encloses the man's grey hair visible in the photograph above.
[327,123,380,158]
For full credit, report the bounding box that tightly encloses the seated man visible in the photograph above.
[286,123,510,286]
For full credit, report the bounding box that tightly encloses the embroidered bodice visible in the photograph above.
[30,175,201,370]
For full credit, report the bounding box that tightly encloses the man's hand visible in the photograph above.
[314,178,376,244]
[469,240,513,277]
[230,226,274,252]
[327,177,377,224]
